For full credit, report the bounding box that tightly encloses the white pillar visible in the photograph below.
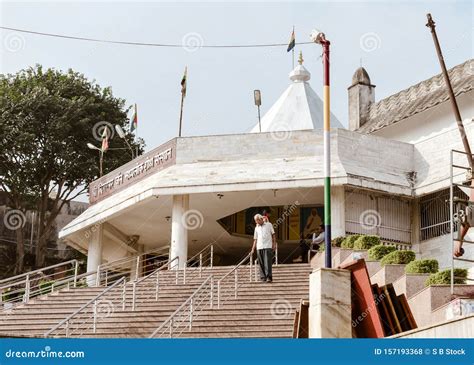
[331,185,346,238]
[86,224,104,287]
[170,194,189,269]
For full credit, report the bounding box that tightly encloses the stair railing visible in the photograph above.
[182,243,214,284]
[130,256,180,311]
[148,275,214,338]
[217,253,255,308]
[44,276,127,338]
[96,246,169,287]
[0,259,80,309]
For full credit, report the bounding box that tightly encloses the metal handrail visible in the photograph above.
[131,257,180,311]
[44,276,126,338]
[182,245,214,284]
[186,243,214,264]
[0,259,79,284]
[149,275,214,338]
[217,253,254,308]
[96,246,170,286]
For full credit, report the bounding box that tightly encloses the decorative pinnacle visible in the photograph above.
[298,51,304,65]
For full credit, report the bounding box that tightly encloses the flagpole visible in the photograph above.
[178,92,184,137]
[134,103,138,157]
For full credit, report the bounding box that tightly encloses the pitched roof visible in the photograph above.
[250,63,343,133]
[357,59,474,134]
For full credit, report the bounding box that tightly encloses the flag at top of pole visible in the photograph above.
[181,67,187,98]
[101,126,109,152]
[287,27,295,52]
[130,104,138,132]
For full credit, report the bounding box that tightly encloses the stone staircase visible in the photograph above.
[0,263,310,338]
[312,247,474,329]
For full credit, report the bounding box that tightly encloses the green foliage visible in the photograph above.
[426,269,468,286]
[0,65,145,267]
[380,250,416,266]
[405,259,439,274]
[368,244,397,261]
[331,236,345,248]
[39,280,55,295]
[341,234,362,249]
[353,235,381,250]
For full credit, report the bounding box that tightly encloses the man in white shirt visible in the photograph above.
[251,214,276,282]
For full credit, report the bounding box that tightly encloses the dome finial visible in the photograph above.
[298,51,304,65]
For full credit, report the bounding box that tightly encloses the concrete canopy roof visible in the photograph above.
[59,129,415,243]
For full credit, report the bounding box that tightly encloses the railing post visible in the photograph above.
[199,253,203,278]
[189,298,193,330]
[210,277,214,309]
[122,280,126,311]
[155,271,160,301]
[183,264,186,285]
[217,282,221,309]
[105,271,108,287]
[234,270,238,299]
[132,282,136,311]
[51,282,55,294]
[249,257,252,282]
[210,245,214,268]
[135,256,140,281]
[93,300,97,333]
[73,261,78,288]
[170,318,173,338]
[254,259,258,282]
[24,274,30,304]
[307,249,311,264]
[65,320,70,338]
[275,242,278,266]
[96,265,101,287]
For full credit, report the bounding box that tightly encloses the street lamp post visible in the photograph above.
[311,29,332,268]
[87,143,104,177]
[115,125,135,159]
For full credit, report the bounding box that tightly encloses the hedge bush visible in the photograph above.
[426,268,468,286]
[368,244,397,261]
[380,250,416,266]
[405,259,439,274]
[332,236,345,248]
[353,235,381,250]
[341,234,362,249]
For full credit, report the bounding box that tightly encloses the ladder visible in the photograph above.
[449,149,474,295]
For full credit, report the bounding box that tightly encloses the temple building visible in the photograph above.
[59,57,474,285]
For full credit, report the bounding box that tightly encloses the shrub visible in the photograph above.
[353,235,381,250]
[405,259,439,274]
[368,244,397,261]
[426,268,468,286]
[39,280,55,295]
[332,236,345,247]
[341,234,361,249]
[380,250,416,266]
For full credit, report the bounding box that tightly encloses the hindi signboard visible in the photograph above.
[89,139,176,204]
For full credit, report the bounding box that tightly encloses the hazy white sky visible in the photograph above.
[1,0,472,152]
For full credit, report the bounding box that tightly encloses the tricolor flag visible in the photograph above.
[181,67,187,98]
[130,104,138,132]
[287,27,295,52]
[101,127,109,152]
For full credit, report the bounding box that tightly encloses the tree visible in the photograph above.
[0,65,144,271]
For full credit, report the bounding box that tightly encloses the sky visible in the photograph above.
[0,0,472,153]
